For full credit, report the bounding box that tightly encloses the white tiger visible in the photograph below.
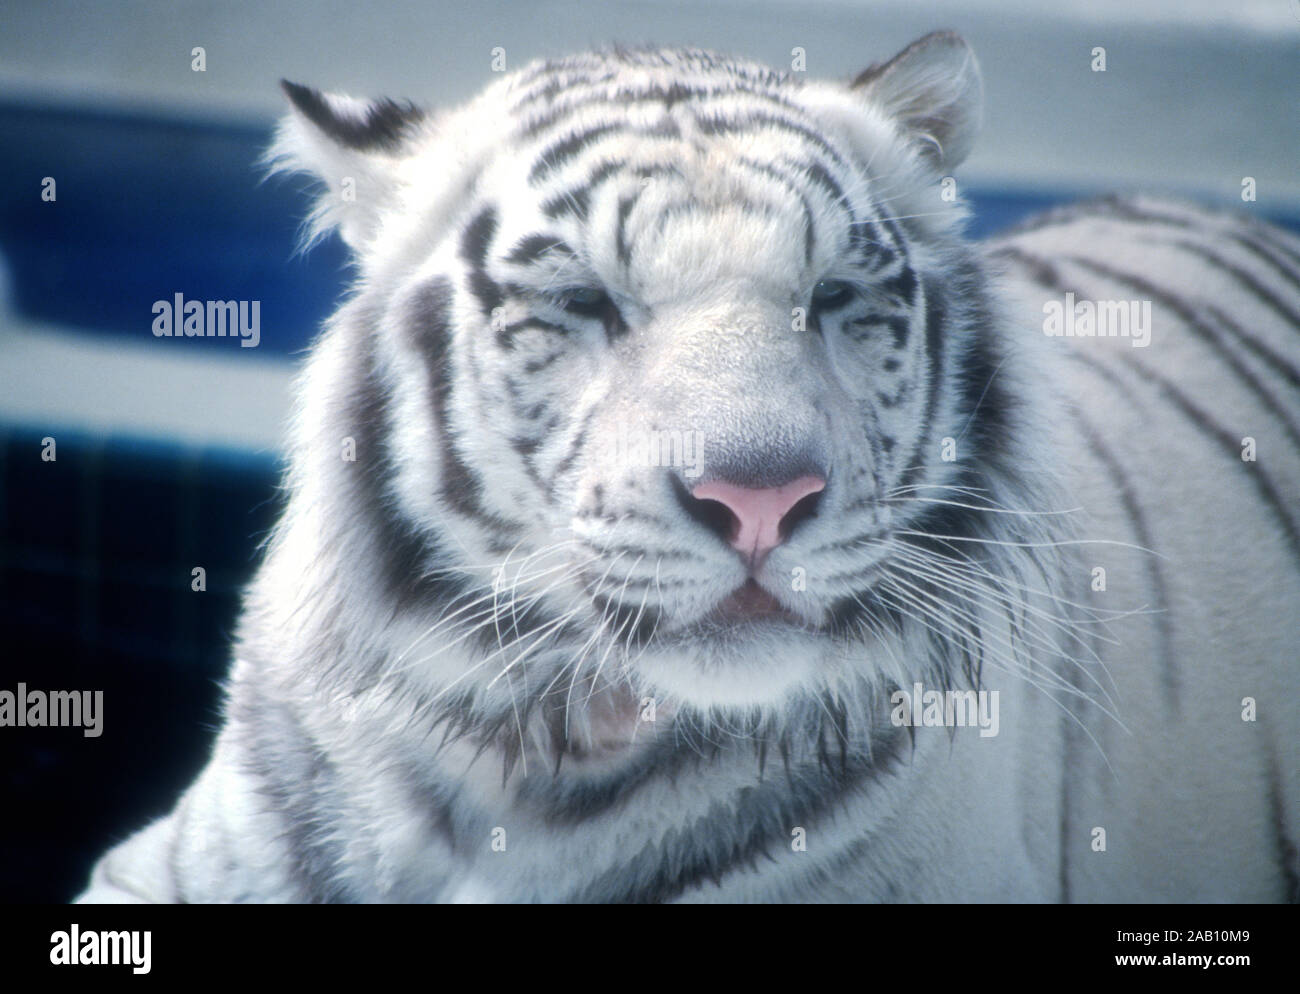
[79,32,1299,903]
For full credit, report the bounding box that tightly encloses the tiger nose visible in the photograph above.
[689,476,826,565]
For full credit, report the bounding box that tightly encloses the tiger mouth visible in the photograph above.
[707,579,802,626]
[712,574,790,621]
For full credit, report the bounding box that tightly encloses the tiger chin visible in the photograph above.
[79,32,1300,903]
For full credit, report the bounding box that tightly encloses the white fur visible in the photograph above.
[79,38,1299,904]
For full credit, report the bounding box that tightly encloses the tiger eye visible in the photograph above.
[561,287,610,315]
[811,279,853,309]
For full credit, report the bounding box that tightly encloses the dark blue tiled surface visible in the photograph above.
[0,427,282,902]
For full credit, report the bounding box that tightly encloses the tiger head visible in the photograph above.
[267,33,1056,755]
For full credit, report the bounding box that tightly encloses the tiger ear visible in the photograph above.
[267,81,426,250]
[851,31,983,172]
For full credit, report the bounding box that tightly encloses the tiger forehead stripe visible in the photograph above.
[730,156,817,264]
[539,159,624,221]
[528,122,625,184]
[694,110,850,172]
[509,48,796,107]
[514,82,802,141]
[509,65,620,110]
[513,94,865,270]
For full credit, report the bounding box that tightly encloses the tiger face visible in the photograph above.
[273,34,1026,727]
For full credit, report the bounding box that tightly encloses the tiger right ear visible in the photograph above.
[851,31,983,172]
[266,81,427,250]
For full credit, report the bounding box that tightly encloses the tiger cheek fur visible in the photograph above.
[76,33,1300,904]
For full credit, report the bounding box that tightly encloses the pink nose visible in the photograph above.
[691,476,826,564]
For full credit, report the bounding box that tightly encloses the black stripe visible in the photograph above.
[581,543,696,562]
[391,753,475,859]
[281,80,424,152]
[875,211,909,256]
[953,272,1010,451]
[884,314,911,349]
[408,278,524,535]
[519,83,803,139]
[510,55,607,93]
[1001,245,1300,568]
[694,110,847,171]
[1088,196,1300,288]
[620,83,699,113]
[519,84,710,138]
[877,264,918,305]
[1202,302,1300,391]
[1008,213,1294,384]
[1072,349,1300,570]
[529,122,624,183]
[732,157,818,265]
[549,404,599,495]
[845,314,910,348]
[615,193,638,266]
[508,58,570,94]
[645,115,682,140]
[898,278,946,491]
[1063,255,1300,455]
[563,718,909,902]
[466,269,503,318]
[458,207,512,317]
[460,206,498,267]
[524,350,564,374]
[348,301,480,612]
[997,194,1300,291]
[778,155,847,213]
[875,386,906,409]
[656,195,787,233]
[1266,744,1300,903]
[540,159,623,220]
[632,163,683,185]
[802,159,845,210]
[505,234,573,266]
[511,66,618,110]
[998,245,1300,454]
[542,187,590,221]
[233,686,354,901]
[1163,238,1300,329]
[508,433,548,489]
[1257,226,1300,272]
[1074,412,1178,710]
[988,244,1061,287]
[1058,716,1075,902]
[848,218,896,270]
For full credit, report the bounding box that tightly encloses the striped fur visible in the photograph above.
[79,35,1299,903]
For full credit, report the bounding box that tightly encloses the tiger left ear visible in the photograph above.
[279,81,426,154]
[851,31,983,172]
[267,81,426,250]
